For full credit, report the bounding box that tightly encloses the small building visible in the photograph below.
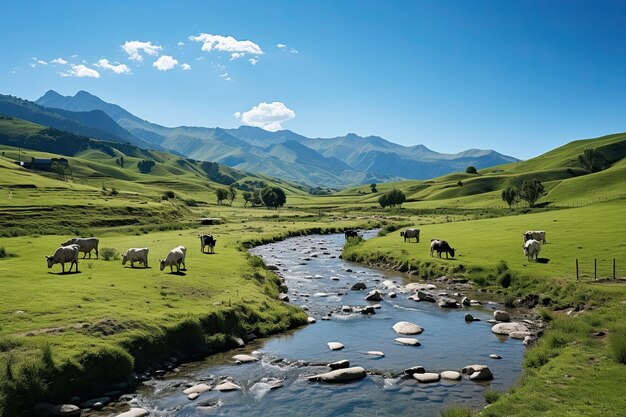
[20,157,69,171]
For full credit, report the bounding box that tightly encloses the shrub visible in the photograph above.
[465,165,477,174]
[539,308,553,321]
[609,327,626,364]
[100,247,120,261]
[0,247,7,258]
[484,389,501,404]
[503,295,516,308]
[499,271,512,288]
[163,190,176,199]
[495,260,509,275]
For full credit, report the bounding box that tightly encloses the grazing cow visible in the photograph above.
[159,246,186,273]
[430,239,455,259]
[122,248,149,268]
[400,228,420,243]
[523,231,546,244]
[523,239,541,261]
[61,237,99,259]
[200,234,217,254]
[46,244,80,273]
[345,230,359,239]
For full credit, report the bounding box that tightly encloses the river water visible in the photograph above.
[119,231,525,417]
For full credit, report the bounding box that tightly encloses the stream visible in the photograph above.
[108,231,526,416]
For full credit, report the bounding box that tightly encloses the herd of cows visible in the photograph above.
[45,227,547,274]
[45,234,217,274]
[346,227,547,262]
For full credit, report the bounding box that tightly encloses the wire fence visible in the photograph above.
[575,258,625,281]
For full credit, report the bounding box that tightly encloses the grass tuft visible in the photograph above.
[609,327,626,364]
[99,247,120,261]
[484,389,502,404]
[440,405,475,417]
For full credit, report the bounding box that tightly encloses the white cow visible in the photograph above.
[523,239,541,261]
[523,231,546,244]
[400,228,420,242]
[122,248,149,268]
[61,237,99,259]
[160,246,186,272]
[46,244,80,273]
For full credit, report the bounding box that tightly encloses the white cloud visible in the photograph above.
[276,44,298,54]
[94,58,131,74]
[290,48,299,54]
[234,102,295,132]
[181,63,191,71]
[249,58,259,65]
[276,43,287,49]
[195,56,205,61]
[189,33,263,59]
[60,64,101,78]
[71,54,79,58]
[121,40,162,61]
[152,55,178,71]
[30,58,47,68]
[50,57,68,65]
[218,72,229,78]
[177,41,185,46]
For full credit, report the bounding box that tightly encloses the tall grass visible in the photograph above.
[440,406,475,417]
[609,327,626,364]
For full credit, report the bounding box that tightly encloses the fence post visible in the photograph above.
[614,258,617,280]
[594,258,597,280]
[576,258,579,280]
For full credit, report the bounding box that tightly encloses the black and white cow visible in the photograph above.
[200,234,217,254]
[430,239,455,259]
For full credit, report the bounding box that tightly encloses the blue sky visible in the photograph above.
[1,0,625,159]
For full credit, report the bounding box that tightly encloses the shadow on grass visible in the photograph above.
[123,266,153,269]
[48,270,81,275]
[202,252,218,255]
[536,257,550,264]
[169,271,187,276]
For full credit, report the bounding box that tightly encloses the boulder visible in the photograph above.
[489,354,502,359]
[341,305,352,312]
[509,331,532,340]
[372,304,382,309]
[366,351,385,357]
[461,297,471,306]
[188,393,200,400]
[79,397,110,410]
[417,290,436,302]
[266,264,279,271]
[470,300,482,306]
[327,342,345,350]
[413,372,440,383]
[464,314,474,322]
[183,384,211,395]
[307,317,317,324]
[365,290,382,301]
[278,293,290,302]
[494,310,510,322]
[214,381,242,391]
[351,282,367,291]
[389,292,397,298]
[440,371,462,380]
[392,321,424,335]
[405,283,436,292]
[115,409,149,417]
[232,354,259,364]
[523,335,537,346]
[395,337,421,346]
[308,366,367,383]
[51,404,81,416]
[360,306,376,315]
[438,297,459,308]
[403,366,425,375]
[491,322,529,336]
[328,360,350,370]
[461,364,493,381]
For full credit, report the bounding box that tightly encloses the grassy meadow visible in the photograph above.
[0,127,625,416]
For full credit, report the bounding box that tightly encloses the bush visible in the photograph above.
[465,165,477,174]
[499,271,512,288]
[163,190,176,199]
[100,247,120,261]
[0,247,7,258]
[484,389,501,404]
[609,327,626,364]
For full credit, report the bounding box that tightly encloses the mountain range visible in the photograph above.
[17,90,517,187]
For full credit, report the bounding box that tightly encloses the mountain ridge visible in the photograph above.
[35,90,518,187]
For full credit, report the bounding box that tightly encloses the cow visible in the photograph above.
[400,228,420,242]
[200,234,217,254]
[61,237,99,259]
[523,239,541,261]
[430,239,455,259]
[122,248,149,268]
[523,231,546,244]
[159,246,186,273]
[345,230,359,239]
[46,244,80,273]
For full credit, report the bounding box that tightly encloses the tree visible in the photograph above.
[228,185,237,206]
[252,190,262,207]
[501,186,519,209]
[260,186,286,209]
[370,183,378,193]
[578,147,606,173]
[137,159,155,174]
[466,165,478,174]
[242,191,252,207]
[519,178,545,208]
[378,189,406,208]
[215,188,229,205]
[51,161,71,181]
